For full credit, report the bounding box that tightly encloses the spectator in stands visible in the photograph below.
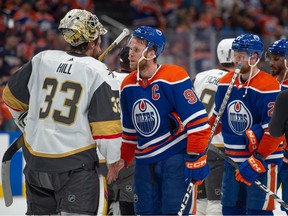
[0,34,22,85]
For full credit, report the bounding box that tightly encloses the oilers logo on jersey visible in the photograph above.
[227,100,252,135]
[132,99,160,137]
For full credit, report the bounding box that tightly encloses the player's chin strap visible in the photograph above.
[136,47,156,85]
[243,56,260,98]
[281,59,288,84]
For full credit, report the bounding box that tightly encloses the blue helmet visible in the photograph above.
[268,39,288,56]
[232,33,264,59]
[132,26,165,58]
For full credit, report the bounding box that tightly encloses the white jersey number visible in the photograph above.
[198,88,216,117]
[111,96,121,114]
[39,78,82,125]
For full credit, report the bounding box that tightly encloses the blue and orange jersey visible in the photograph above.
[280,79,288,90]
[213,70,283,164]
[120,64,211,165]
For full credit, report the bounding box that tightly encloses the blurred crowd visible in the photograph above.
[1,0,288,131]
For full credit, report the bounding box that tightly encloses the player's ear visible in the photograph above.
[148,49,156,59]
[251,53,257,61]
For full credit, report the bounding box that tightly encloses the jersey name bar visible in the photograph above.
[56,63,72,74]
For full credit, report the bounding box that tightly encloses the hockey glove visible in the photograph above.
[244,124,264,153]
[14,111,28,132]
[184,153,210,186]
[235,153,267,186]
[168,112,184,136]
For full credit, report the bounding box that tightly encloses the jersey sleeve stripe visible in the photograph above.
[90,120,122,136]
[122,133,137,141]
[183,110,207,126]
[24,138,97,158]
[93,133,122,139]
[187,116,209,128]
[187,124,210,134]
[2,86,29,111]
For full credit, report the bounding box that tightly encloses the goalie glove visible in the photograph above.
[243,124,264,153]
[235,153,267,186]
[14,111,28,132]
[184,153,210,186]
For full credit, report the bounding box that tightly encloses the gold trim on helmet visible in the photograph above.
[58,9,107,46]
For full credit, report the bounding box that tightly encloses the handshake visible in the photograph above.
[106,159,126,184]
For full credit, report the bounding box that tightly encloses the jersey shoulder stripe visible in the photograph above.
[121,64,189,90]
[248,71,280,91]
[153,64,188,83]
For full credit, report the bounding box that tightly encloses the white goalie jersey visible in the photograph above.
[193,69,228,146]
[3,50,122,172]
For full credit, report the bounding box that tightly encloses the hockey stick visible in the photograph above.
[208,144,288,210]
[98,28,130,62]
[178,62,242,216]
[2,134,24,207]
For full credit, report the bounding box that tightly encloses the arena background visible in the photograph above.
[1,0,288,214]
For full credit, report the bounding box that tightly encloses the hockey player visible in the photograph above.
[267,39,288,89]
[2,9,122,215]
[107,26,211,215]
[97,46,135,215]
[193,38,235,215]
[210,33,283,215]
[107,47,135,216]
[267,39,288,215]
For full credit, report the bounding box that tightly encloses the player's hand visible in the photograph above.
[184,153,210,186]
[106,159,125,184]
[244,124,264,152]
[235,153,267,186]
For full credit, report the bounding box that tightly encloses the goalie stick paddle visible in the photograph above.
[2,134,24,207]
[178,62,242,216]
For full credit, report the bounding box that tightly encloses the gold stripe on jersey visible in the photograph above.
[2,86,28,111]
[90,120,122,136]
[213,143,224,148]
[24,137,96,158]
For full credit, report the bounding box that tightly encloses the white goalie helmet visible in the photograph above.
[217,38,235,63]
[58,9,107,46]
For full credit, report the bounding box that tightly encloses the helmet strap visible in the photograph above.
[248,54,260,68]
[244,55,260,98]
[136,47,156,84]
[282,59,288,84]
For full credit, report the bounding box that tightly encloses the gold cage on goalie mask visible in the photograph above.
[58,9,107,46]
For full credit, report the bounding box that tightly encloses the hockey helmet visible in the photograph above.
[132,26,165,58]
[268,39,288,56]
[217,38,235,63]
[58,9,107,46]
[119,46,130,70]
[232,34,264,59]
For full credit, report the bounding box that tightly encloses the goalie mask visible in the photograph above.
[58,9,107,46]
[232,33,264,59]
